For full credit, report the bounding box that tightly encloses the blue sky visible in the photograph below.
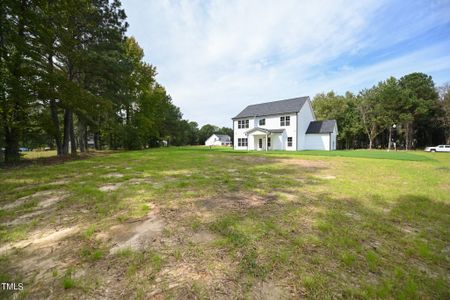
[122,0,450,127]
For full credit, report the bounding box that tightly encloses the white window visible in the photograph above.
[259,119,265,126]
[238,138,248,147]
[238,120,249,129]
[287,137,293,147]
[280,116,290,126]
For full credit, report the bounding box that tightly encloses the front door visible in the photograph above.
[258,138,263,149]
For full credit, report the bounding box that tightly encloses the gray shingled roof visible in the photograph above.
[232,96,309,119]
[306,120,337,134]
[213,134,231,141]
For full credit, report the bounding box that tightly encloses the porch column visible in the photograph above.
[265,133,268,151]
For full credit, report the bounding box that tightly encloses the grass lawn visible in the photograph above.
[0,147,449,299]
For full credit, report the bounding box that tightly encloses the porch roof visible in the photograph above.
[245,127,285,135]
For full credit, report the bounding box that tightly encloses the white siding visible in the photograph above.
[233,118,255,150]
[330,125,337,150]
[205,134,231,146]
[305,134,330,150]
[297,100,316,150]
[205,134,219,146]
[234,114,297,150]
[232,97,336,151]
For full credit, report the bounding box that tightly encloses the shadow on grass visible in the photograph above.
[208,192,449,299]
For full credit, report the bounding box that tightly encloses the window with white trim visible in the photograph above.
[259,118,265,126]
[287,137,293,147]
[238,120,249,129]
[238,138,248,147]
[280,116,290,126]
[268,137,271,147]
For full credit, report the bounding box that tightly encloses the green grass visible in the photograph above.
[0,146,448,299]
[278,149,434,161]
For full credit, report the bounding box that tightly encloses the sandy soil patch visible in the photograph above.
[161,170,193,176]
[190,231,217,244]
[316,175,336,180]
[5,209,53,226]
[108,205,165,254]
[195,193,277,212]
[232,156,275,164]
[38,192,68,208]
[277,158,327,169]
[99,182,123,192]
[2,190,59,210]
[102,172,124,178]
[2,190,68,211]
[0,225,79,253]
[251,282,290,300]
[47,179,70,186]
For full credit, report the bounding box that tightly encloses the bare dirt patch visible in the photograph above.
[195,193,277,212]
[108,204,165,254]
[2,190,62,210]
[47,179,70,186]
[232,155,275,164]
[102,172,124,178]
[190,231,217,244]
[5,209,53,226]
[277,158,327,169]
[0,225,79,253]
[317,175,336,180]
[99,182,123,192]
[251,281,290,300]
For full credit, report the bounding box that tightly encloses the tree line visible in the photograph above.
[312,73,450,150]
[1,0,217,163]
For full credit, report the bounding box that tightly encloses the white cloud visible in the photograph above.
[123,0,450,127]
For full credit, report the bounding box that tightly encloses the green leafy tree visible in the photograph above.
[438,83,450,144]
[313,91,362,149]
[0,0,38,162]
[399,72,440,149]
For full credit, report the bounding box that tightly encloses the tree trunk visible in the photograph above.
[70,113,76,155]
[4,127,20,163]
[78,120,85,153]
[50,99,63,155]
[405,122,413,151]
[94,131,101,150]
[126,105,130,125]
[109,132,113,149]
[388,128,392,151]
[62,109,71,155]
[47,51,63,156]
[84,126,88,152]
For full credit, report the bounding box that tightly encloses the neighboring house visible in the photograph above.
[232,96,337,151]
[205,134,232,146]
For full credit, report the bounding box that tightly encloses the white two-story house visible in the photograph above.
[232,96,337,151]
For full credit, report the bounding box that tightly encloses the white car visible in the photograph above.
[424,145,450,152]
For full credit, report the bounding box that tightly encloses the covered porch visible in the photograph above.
[245,127,285,151]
